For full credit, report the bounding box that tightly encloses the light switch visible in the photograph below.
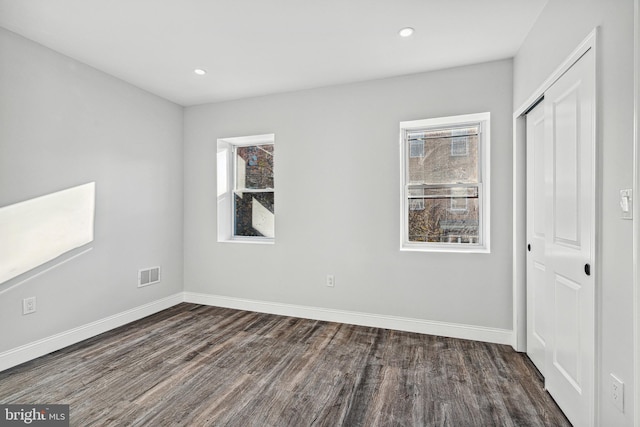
[620,189,632,220]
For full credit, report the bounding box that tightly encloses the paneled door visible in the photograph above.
[526,100,546,376]
[543,47,596,427]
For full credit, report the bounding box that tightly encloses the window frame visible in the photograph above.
[399,113,490,253]
[217,134,275,244]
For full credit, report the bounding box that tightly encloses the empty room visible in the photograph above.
[0,0,638,426]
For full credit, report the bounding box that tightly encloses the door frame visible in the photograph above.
[512,27,599,425]
[634,1,640,426]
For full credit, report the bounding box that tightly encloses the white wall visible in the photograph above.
[184,59,514,331]
[0,28,184,352]
[0,4,633,420]
[514,1,635,425]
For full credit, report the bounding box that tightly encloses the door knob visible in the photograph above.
[585,263,591,276]
[527,244,531,252]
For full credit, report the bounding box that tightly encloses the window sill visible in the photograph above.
[401,244,489,254]
[218,238,275,245]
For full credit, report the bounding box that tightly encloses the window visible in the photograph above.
[409,189,425,211]
[450,187,469,212]
[399,113,490,252]
[410,140,425,158]
[450,137,469,156]
[217,134,275,243]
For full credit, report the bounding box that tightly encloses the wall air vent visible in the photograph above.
[138,266,160,287]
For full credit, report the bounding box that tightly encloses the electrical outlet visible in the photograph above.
[610,373,624,412]
[23,297,37,315]
[326,274,335,287]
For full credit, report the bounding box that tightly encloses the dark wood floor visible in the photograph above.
[0,303,571,426]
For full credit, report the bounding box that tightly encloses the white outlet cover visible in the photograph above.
[610,373,624,412]
[22,297,36,315]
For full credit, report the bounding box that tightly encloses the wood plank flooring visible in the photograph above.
[0,303,571,426]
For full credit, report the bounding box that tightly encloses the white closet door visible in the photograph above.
[526,100,546,376]
[543,47,596,427]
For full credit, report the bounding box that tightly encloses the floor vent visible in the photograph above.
[138,266,161,287]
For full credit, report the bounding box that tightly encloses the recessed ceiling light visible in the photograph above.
[194,68,207,75]
[399,27,414,38]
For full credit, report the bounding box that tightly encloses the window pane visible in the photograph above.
[450,137,469,156]
[407,186,479,243]
[407,127,478,185]
[236,144,274,190]
[409,140,424,158]
[234,191,274,238]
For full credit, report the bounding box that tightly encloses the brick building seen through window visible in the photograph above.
[406,125,481,244]
[233,144,274,238]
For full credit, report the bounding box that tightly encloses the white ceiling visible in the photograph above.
[0,0,547,106]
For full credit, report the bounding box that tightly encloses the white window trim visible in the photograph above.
[399,112,490,253]
[217,133,275,244]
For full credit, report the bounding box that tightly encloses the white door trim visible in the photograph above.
[513,28,598,118]
[633,1,640,425]
[512,26,599,424]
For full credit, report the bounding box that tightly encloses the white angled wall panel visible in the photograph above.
[0,182,95,284]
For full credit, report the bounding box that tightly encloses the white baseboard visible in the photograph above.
[184,292,513,346]
[1,292,514,373]
[0,292,184,372]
